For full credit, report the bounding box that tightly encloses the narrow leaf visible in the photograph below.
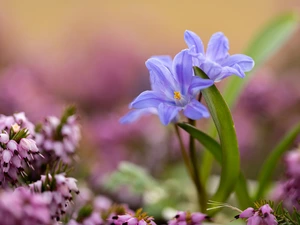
[255,122,300,200]
[178,123,222,163]
[194,67,240,207]
[178,123,252,208]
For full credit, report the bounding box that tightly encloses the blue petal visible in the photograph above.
[188,76,214,95]
[131,90,171,109]
[206,32,229,62]
[120,108,157,124]
[183,99,209,120]
[146,58,176,98]
[219,65,245,80]
[172,49,193,95]
[200,59,222,81]
[221,54,255,72]
[184,30,204,55]
[150,55,172,69]
[158,103,181,125]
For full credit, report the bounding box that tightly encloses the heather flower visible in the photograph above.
[184,30,255,82]
[121,50,213,125]
[35,112,81,164]
[0,187,52,225]
[272,148,300,210]
[168,211,208,225]
[108,211,156,225]
[236,204,277,225]
[0,112,41,186]
[30,173,79,221]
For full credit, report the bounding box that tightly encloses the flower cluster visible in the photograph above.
[168,211,209,225]
[236,204,277,225]
[107,209,156,225]
[35,110,80,164]
[30,173,79,221]
[0,187,53,225]
[0,112,41,187]
[272,148,300,210]
[121,30,254,125]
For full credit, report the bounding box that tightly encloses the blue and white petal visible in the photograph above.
[183,99,210,120]
[188,76,214,96]
[146,58,176,98]
[221,54,255,72]
[130,91,172,109]
[200,59,223,81]
[172,49,193,95]
[120,108,157,124]
[158,103,181,125]
[184,30,205,55]
[150,55,173,69]
[206,32,229,62]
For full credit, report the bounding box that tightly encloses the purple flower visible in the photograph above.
[30,173,79,221]
[168,211,208,225]
[272,148,300,210]
[121,50,213,125]
[236,204,277,225]
[0,187,52,225]
[184,30,255,82]
[0,112,42,187]
[108,211,156,225]
[35,114,81,164]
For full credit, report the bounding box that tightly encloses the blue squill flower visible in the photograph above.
[121,49,213,125]
[184,30,255,82]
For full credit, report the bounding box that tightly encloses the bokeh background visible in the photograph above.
[0,0,299,212]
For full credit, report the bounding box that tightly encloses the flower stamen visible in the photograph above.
[174,91,181,100]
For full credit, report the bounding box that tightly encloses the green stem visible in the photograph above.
[188,118,207,212]
[174,124,195,182]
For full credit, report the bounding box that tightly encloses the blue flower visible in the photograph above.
[184,30,255,82]
[120,49,214,125]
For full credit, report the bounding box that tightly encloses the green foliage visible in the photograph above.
[177,123,222,163]
[76,205,94,222]
[255,122,300,200]
[178,123,252,208]
[10,128,30,142]
[105,162,159,194]
[194,67,240,209]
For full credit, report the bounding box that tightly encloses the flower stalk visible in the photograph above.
[188,118,207,212]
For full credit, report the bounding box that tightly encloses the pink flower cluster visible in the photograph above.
[237,204,277,225]
[0,187,53,225]
[273,149,300,210]
[168,211,208,225]
[108,214,156,225]
[35,115,81,164]
[30,173,79,221]
[68,212,103,225]
[0,112,41,186]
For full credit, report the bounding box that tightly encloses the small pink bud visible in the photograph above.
[0,132,9,143]
[239,207,255,219]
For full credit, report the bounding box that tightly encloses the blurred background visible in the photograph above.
[0,0,299,216]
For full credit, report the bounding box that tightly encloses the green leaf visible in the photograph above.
[178,123,222,163]
[223,12,299,108]
[178,123,252,208]
[194,67,240,208]
[255,122,300,200]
